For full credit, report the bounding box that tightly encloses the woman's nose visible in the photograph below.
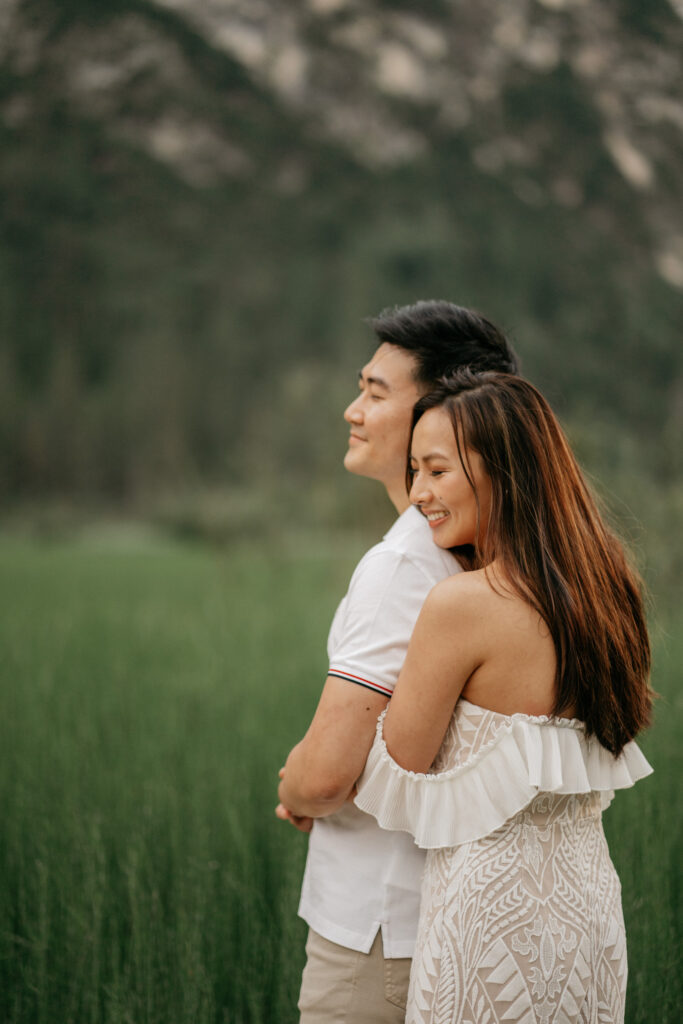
[409,473,431,505]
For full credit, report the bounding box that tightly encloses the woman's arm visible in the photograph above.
[382,575,486,773]
[277,573,486,819]
[276,676,388,818]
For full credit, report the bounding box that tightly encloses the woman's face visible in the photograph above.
[409,407,492,550]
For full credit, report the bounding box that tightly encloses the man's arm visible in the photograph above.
[277,544,449,822]
[277,675,389,819]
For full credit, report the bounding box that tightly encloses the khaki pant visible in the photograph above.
[298,928,411,1024]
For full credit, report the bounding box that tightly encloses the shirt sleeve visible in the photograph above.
[328,548,435,698]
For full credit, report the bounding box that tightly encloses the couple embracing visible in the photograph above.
[276,301,652,1024]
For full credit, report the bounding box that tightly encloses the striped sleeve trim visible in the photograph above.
[328,669,393,698]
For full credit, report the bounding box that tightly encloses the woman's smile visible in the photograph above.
[423,509,450,527]
[409,407,491,549]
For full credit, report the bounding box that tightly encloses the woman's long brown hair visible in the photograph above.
[411,371,652,755]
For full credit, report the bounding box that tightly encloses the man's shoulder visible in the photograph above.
[352,506,460,581]
[328,508,459,688]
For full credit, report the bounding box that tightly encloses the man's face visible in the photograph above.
[343,343,422,490]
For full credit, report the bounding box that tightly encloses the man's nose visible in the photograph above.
[344,395,363,423]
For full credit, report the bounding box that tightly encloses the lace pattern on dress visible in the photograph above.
[355,697,652,1024]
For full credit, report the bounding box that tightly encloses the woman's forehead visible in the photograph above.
[412,407,460,453]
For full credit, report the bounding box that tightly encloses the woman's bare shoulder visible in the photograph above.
[432,563,515,603]
[425,564,516,628]
[431,565,542,637]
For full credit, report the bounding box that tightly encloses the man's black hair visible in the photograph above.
[371,300,519,387]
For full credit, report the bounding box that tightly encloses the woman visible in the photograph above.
[354,370,653,1024]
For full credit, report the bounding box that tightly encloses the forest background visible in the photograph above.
[1,0,682,591]
[0,1,682,1021]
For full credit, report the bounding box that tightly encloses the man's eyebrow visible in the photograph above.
[358,370,391,390]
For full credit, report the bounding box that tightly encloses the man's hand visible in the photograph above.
[275,768,313,832]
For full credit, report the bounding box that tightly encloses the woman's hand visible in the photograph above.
[275,767,314,832]
[275,802,314,833]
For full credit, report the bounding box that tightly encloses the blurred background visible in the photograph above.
[1,0,682,591]
[1,4,682,1021]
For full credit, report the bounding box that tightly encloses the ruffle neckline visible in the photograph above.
[458,696,585,730]
[354,703,653,850]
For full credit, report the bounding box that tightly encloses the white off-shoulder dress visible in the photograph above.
[355,698,652,1024]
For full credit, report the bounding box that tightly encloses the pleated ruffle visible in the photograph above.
[354,705,653,849]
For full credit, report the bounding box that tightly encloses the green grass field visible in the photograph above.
[0,535,680,1023]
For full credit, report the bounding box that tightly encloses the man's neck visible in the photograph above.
[386,479,411,516]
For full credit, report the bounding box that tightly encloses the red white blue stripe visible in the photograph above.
[328,668,393,697]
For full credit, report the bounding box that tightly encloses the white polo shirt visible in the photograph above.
[298,505,460,958]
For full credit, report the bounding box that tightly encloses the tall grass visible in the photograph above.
[0,535,679,1022]
[604,612,682,1023]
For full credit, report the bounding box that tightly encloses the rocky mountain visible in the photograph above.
[5,0,681,268]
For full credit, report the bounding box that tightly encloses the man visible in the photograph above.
[277,300,519,1023]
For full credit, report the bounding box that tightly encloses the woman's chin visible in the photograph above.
[432,531,456,549]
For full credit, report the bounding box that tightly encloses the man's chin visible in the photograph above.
[343,448,373,478]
